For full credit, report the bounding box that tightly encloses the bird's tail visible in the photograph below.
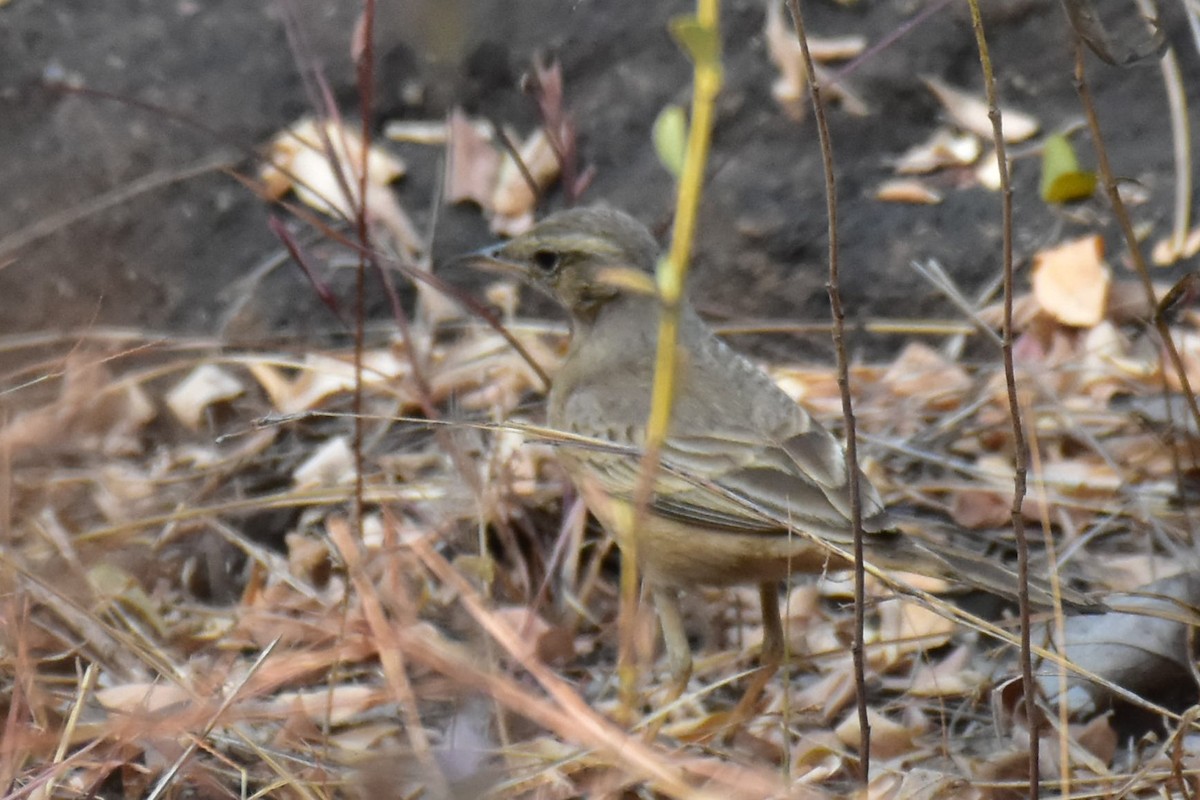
[867,520,1105,613]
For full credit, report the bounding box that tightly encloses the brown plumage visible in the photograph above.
[472,205,1088,690]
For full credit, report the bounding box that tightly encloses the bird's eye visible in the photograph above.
[532,250,560,272]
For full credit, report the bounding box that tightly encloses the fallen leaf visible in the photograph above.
[976,147,1003,190]
[907,645,983,697]
[165,364,245,430]
[293,436,355,488]
[765,1,868,120]
[875,178,942,205]
[950,488,1010,529]
[1040,133,1096,203]
[877,597,956,656]
[1037,572,1200,717]
[0,355,156,460]
[836,708,917,760]
[491,127,561,233]
[893,129,982,174]
[865,768,981,800]
[923,76,1039,143]
[1151,225,1200,266]
[246,350,407,414]
[384,119,452,144]
[272,684,379,726]
[95,683,192,714]
[881,342,971,409]
[493,606,576,664]
[1031,235,1111,327]
[444,108,500,208]
[260,117,406,215]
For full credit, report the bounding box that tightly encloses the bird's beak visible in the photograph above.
[445,242,525,279]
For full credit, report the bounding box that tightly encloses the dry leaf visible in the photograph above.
[893,129,982,174]
[975,147,1003,190]
[877,597,956,656]
[491,128,560,233]
[765,0,809,120]
[950,489,1010,529]
[792,669,857,722]
[261,117,406,213]
[1151,225,1200,266]
[0,355,156,460]
[260,117,422,256]
[383,119,452,144]
[445,108,501,208]
[765,2,868,120]
[836,708,917,760]
[1031,235,1111,327]
[923,77,1039,143]
[272,684,378,726]
[791,735,845,782]
[165,364,245,429]
[1073,714,1117,766]
[493,606,576,664]
[95,683,192,714]
[247,350,407,413]
[875,178,942,205]
[906,645,982,697]
[864,768,981,800]
[293,436,355,488]
[881,342,970,409]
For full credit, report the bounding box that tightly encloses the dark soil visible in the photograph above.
[1,0,1196,355]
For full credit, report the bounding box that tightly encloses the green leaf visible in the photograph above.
[1041,133,1096,203]
[1044,172,1098,203]
[653,105,688,179]
[669,15,721,66]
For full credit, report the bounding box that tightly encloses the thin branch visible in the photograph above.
[784,0,869,782]
[964,2,1038,796]
[630,0,722,717]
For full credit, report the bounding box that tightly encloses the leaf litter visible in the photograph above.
[9,105,1200,800]
[9,259,1200,798]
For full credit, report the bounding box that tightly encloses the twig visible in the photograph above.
[1073,42,1200,468]
[783,0,870,782]
[1131,0,1191,256]
[963,2,1038,796]
[630,0,722,716]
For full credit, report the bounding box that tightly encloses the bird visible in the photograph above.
[467,205,1090,695]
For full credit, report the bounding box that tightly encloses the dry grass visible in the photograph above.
[3,272,1200,798]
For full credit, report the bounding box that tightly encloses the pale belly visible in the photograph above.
[572,471,846,587]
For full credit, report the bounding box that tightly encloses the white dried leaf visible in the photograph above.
[293,436,355,488]
[875,178,942,204]
[261,117,406,217]
[923,76,1039,143]
[893,128,982,174]
[976,147,1003,190]
[491,127,560,228]
[1152,225,1200,266]
[166,364,245,429]
[383,119,451,144]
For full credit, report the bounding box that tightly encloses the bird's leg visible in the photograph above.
[652,585,693,699]
[728,582,784,722]
[638,586,692,741]
[758,581,784,670]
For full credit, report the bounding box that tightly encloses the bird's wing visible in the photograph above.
[656,425,890,543]
[570,421,889,542]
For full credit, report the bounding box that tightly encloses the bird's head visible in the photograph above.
[470,206,660,322]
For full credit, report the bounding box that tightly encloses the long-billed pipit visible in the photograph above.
[470,205,1085,692]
